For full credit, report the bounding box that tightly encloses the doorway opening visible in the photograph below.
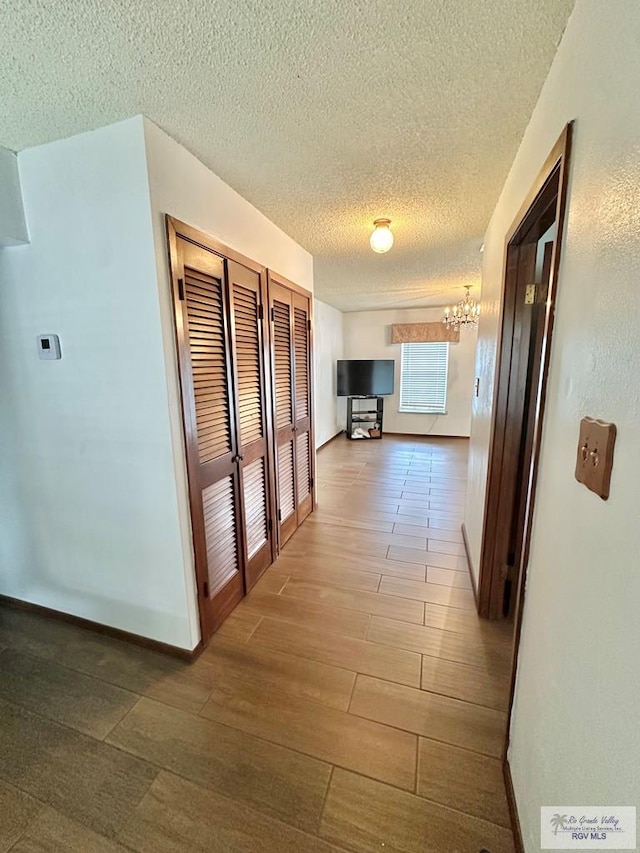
[479,124,572,625]
[477,125,572,846]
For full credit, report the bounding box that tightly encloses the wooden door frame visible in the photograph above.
[478,124,572,621]
[473,126,573,850]
[165,216,277,642]
[472,126,572,850]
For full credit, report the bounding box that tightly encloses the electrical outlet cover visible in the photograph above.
[575,417,617,500]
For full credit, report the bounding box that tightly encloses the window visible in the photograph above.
[399,342,449,413]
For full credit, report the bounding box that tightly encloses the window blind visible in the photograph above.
[399,342,449,414]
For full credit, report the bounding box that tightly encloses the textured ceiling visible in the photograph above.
[0,0,574,311]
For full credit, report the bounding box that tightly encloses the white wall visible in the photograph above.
[0,116,315,650]
[464,2,640,848]
[344,307,477,437]
[313,299,345,447]
[0,117,196,648]
[142,119,313,293]
[142,117,314,641]
[0,145,28,246]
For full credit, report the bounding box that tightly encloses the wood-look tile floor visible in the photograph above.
[0,436,516,852]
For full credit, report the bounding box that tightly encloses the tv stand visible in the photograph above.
[346,396,384,440]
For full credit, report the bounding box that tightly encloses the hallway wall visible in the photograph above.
[143,117,314,647]
[0,145,28,246]
[313,299,345,447]
[0,116,314,651]
[344,307,477,437]
[0,117,194,647]
[464,1,640,847]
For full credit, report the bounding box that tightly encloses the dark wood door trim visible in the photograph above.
[166,218,212,641]
[166,217,267,277]
[503,757,525,853]
[479,123,572,621]
[473,124,572,847]
[308,293,317,510]
[267,268,314,299]
[504,125,572,246]
[504,125,572,734]
[507,239,554,618]
[483,241,539,618]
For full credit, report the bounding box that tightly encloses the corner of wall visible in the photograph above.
[466,2,640,847]
[1,117,198,650]
[141,116,201,651]
[313,298,346,447]
[0,145,29,246]
[141,117,317,648]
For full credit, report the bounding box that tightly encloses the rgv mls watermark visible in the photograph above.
[541,807,636,849]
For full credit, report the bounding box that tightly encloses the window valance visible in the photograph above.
[390,322,460,344]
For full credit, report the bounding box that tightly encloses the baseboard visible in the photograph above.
[317,429,344,450]
[385,432,470,440]
[461,522,479,607]
[464,526,524,853]
[0,594,203,662]
[504,757,525,853]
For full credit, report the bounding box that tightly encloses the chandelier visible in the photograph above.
[442,286,480,329]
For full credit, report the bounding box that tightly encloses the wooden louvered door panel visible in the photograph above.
[228,260,274,590]
[292,292,313,524]
[269,281,298,546]
[172,236,243,640]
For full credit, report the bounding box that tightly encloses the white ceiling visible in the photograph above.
[1,0,574,311]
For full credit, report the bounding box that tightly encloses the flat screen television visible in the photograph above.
[336,359,395,397]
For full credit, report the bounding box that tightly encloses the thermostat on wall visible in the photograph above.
[37,334,62,360]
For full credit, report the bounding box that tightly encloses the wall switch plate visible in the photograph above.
[575,417,616,500]
[37,334,62,360]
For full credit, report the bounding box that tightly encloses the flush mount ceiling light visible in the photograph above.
[443,285,480,329]
[370,218,394,254]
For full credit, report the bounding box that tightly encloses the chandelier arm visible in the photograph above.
[442,285,480,329]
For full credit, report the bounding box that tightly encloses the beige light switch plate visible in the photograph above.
[575,417,617,500]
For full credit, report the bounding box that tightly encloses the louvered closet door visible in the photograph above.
[227,260,274,589]
[269,281,298,546]
[174,238,243,639]
[292,291,313,523]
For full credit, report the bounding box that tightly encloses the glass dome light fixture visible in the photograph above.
[370,218,394,254]
[442,285,480,329]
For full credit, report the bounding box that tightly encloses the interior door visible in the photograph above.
[487,241,537,616]
[173,237,243,639]
[506,239,555,615]
[227,259,274,589]
[269,281,298,546]
[292,292,314,524]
